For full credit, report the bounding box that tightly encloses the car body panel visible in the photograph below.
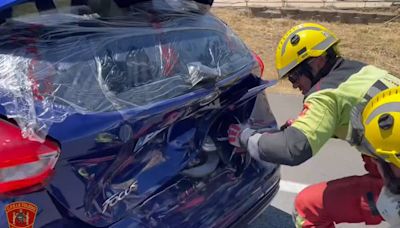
[0,76,280,228]
[0,1,280,227]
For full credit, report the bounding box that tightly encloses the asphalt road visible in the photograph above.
[248,93,389,228]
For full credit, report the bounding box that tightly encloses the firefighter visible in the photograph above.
[228,22,400,227]
[350,86,400,227]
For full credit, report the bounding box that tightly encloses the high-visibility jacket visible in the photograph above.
[249,58,400,166]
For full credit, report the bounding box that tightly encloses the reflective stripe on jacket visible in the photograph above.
[254,59,400,166]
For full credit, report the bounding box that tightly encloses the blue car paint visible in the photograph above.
[0,0,26,10]
[0,74,280,228]
[0,1,280,227]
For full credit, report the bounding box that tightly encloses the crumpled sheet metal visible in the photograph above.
[0,1,254,142]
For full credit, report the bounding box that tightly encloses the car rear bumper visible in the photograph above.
[230,165,281,228]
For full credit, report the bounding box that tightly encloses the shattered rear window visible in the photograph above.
[0,1,255,141]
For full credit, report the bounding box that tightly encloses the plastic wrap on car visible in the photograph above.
[0,1,255,142]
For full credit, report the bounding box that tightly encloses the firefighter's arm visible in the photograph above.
[245,93,338,166]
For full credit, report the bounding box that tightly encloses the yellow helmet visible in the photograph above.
[275,23,340,78]
[360,86,400,168]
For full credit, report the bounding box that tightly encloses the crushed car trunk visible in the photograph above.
[0,0,250,142]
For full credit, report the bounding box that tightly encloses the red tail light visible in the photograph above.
[252,52,265,78]
[0,119,60,194]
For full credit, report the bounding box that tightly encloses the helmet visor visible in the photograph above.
[285,59,314,84]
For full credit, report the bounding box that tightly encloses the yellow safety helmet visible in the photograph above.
[275,23,340,78]
[357,87,400,168]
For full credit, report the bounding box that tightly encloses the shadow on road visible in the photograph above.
[249,206,295,228]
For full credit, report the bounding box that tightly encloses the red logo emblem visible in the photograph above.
[5,202,38,228]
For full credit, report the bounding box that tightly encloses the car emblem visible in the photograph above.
[102,180,138,214]
[5,201,38,228]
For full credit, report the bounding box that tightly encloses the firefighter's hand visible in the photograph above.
[228,124,256,148]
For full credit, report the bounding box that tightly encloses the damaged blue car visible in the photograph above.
[0,0,280,227]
